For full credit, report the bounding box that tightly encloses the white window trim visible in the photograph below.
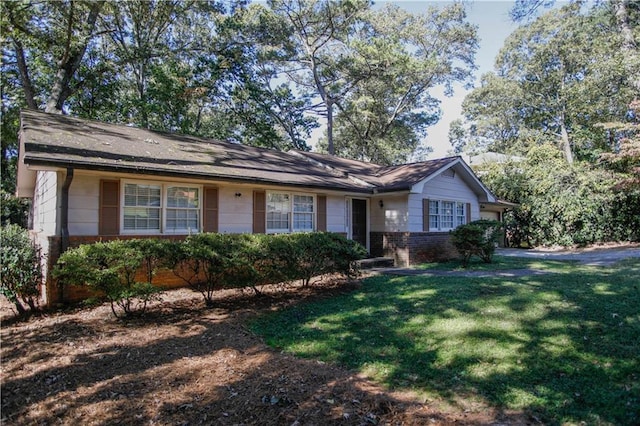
[429,199,467,232]
[266,191,316,234]
[120,180,203,235]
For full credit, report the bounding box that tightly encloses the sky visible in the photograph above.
[308,0,520,159]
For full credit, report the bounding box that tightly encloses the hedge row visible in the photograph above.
[53,232,367,317]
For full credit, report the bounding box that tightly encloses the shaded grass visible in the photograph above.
[250,259,640,425]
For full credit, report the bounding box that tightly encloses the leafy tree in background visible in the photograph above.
[266,0,372,156]
[455,3,635,164]
[0,0,319,194]
[268,0,478,165]
[329,3,477,164]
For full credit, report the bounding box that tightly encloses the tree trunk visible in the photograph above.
[13,39,39,110]
[613,0,640,96]
[560,120,574,165]
[327,98,334,155]
[44,1,105,114]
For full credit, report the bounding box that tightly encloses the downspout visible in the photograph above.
[58,167,74,304]
[60,167,74,252]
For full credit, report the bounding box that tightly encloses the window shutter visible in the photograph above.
[317,195,327,231]
[423,198,430,232]
[253,190,266,233]
[466,202,471,224]
[203,187,219,233]
[100,180,120,235]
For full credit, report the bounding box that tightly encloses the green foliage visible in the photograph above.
[53,240,163,318]
[481,144,637,247]
[454,2,637,165]
[170,232,367,305]
[450,220,503,267]
[0,224,42,315]
[1,189,29,227]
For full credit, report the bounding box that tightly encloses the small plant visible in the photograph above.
[450,219,503,267]
[0,224,42,315]
[53,240,163,318]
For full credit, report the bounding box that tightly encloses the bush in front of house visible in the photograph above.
[53,232,367,313]
[285,232,367,285]
[170,232,367,305]
[450,219,503,267]
[0,224,42,316]
[53,240,165,318]
[168,233,252,306]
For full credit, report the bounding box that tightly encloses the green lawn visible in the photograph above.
[250,258,640,425]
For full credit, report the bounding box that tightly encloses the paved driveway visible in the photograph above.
[496,245,640,266]
[368,245,640,277]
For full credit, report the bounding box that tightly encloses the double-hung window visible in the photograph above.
[166,186,200,232]
[124,183,162,232]
[266,192,315,233]
[429,200,467,231]
[123,182,200,234]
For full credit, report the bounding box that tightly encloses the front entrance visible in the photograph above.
[351,198,368,250]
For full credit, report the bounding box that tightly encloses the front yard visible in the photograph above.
[252,258,640,425]
[2,256,638,425]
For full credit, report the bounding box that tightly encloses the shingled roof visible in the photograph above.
[18,110,464,194]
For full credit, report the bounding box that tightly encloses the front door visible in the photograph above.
[351,198,368,250]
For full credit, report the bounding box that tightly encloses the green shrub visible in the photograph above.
[0,224,42,315]
[1,190,29,228]
[168,233,242,306]
[451,220,503,267]
[53,240,163,318]
[170,232,367,305]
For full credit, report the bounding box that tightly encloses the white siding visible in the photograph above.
[68,175,100,235]
[326,195,346,233]
[408,173,479,232]
[32,171,58,237]
[218,186,253,233]
[371,195,408,232]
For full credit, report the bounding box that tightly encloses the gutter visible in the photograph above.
[23,157,377,194]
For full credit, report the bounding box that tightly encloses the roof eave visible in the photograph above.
[22,157,375,194]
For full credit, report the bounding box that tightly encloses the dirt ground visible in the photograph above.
[0,279,534,426]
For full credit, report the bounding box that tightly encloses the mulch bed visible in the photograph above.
[1,279,531,425]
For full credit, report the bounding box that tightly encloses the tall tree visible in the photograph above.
[267,0,371,155]
[330,2,477,164]
[454,3,635,163]
[1,0,106,113]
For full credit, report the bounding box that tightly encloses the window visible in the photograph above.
[267,192,315,233]
[122,182,200,233]
[124,183,161,231]
[166,186,200,232]
[429,200,466,231]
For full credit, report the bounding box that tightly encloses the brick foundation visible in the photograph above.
[370,232,458,267]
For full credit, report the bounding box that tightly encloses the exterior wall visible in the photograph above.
[32,170,59,237]
[31,171,59,304]
[408,173,480,232]
[326,195,346,233]
[68,175,100,235]
[218,185,253,234]
[42,174,354,305]
[370,232,458,267]
[371,195,409,232]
